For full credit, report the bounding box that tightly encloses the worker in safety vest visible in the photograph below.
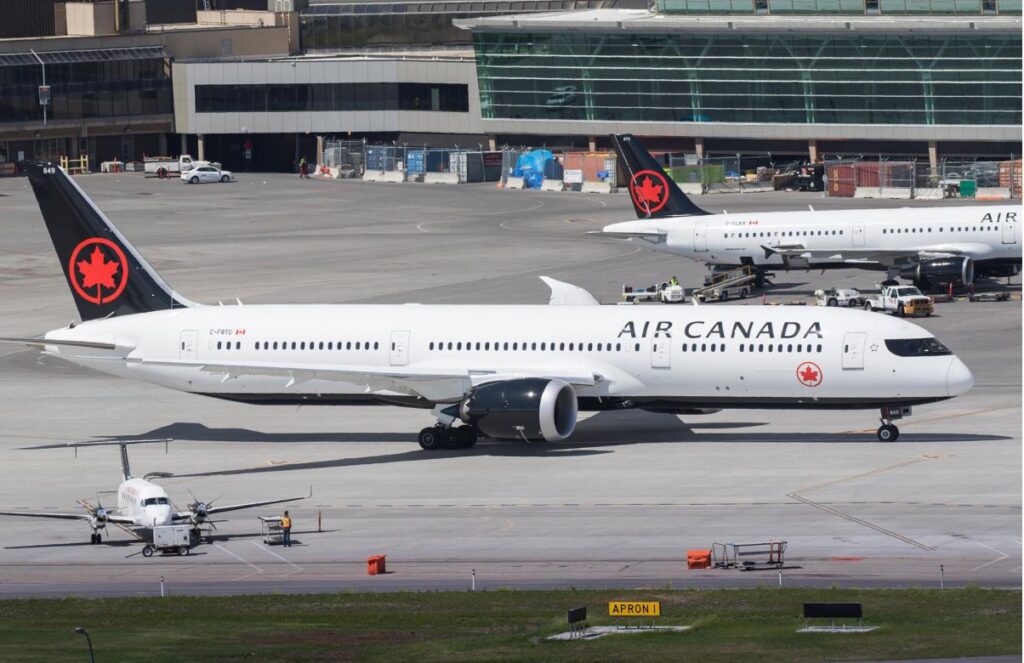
[669,276,680,287]
[281,511,293,547]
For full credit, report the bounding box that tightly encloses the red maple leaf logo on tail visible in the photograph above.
[77,246,120,291]
[69,238,128,305]
[635,176,663,204]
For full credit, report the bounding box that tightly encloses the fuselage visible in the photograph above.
[116,478,173,528]
[604,205,1021,269]
[44,303,972,411]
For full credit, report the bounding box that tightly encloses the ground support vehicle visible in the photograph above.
[622,282,685,304]
[864,285,933,317]
[815,288,863,307]
[145,155,220,179]
[142,525,191,557]
[693,266,756,302]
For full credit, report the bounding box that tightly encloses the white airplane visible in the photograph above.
[598,134,1021,289]
[0,163,973,447]
[0,441,309,546]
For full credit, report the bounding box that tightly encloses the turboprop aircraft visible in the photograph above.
[0,441,309,545]
[0,163,973,445]
[597,134,1021,289]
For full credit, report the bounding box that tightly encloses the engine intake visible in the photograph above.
[460,378,577,441]
[904,256,974,288]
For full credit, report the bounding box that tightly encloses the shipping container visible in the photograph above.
[827,164,855,197]
[998,160,1022,199]
[853,161,914,188]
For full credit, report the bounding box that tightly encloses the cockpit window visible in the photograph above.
[885,338,952,357]
[143,497,169,506]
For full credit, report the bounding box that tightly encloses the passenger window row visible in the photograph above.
[246,341,379,351]
[882,226,996,234]
[682,342,824,353]
[428,341,627,352]
[724,229,842,239]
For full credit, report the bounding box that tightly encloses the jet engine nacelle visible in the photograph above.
[904,256,974,289]
[460,378,577,442]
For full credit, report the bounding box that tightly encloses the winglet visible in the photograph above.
[539,276,599,306]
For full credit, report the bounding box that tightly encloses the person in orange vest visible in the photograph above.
[281,510,292,547]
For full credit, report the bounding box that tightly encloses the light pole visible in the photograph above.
[73,627,95,663]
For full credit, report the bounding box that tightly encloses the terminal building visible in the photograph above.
[0,0,1019,171]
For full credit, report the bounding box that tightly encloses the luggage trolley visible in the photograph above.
[259,516,285,545]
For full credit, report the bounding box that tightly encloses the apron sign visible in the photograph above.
[609,601,660,617]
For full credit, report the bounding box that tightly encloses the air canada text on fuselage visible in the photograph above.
[618,320,824,340]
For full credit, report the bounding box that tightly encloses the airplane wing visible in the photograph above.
[204,491,311,517]
[0,510,134,524]
[0,337,121,351]
[138,358,598,402]
[760,243,991,267]
[587,229,666,243]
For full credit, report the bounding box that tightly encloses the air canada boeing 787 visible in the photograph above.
[2,163,973,447]
[599,134,1021,289]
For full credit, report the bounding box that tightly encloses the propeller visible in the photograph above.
[187,489,221,527]
[92,499,108,528]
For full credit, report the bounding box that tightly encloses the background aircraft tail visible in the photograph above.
[119,443,132,481]
[23,162,193,321]
[611,134,711,219]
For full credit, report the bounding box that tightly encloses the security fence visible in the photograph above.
[825,158,1021,199]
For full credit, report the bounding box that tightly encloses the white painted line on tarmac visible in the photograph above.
[250,541,303,576]
[416,223,432,234]
[970,542,1010,572]
[214,543,263,580]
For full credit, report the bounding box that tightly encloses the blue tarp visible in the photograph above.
[512,149,554,189]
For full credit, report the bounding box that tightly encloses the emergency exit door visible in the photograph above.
[841,332,866,370]
[852,223,865,247]
[693,222,708,252]
[389,330,410,366]
[1003,216,1017,244]
[650,338,671,369]
[180,330,197,359]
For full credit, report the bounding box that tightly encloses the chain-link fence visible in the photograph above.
[666,154,781,192]
[825,158,1021,199]
[321,139,365,178]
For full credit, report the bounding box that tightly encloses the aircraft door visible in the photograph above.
[180,330,197,359]
[852,223,866,247]
[841,332,866,370]
[693,222,709,252]
[650,338,671,370]
[389,330,410,366]
[1002,215,1017,244]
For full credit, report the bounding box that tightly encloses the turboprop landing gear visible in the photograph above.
[877,405,910,442]
[90,532,102,544]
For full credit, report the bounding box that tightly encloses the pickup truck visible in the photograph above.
[144,154,220,178]
[863,285,933,317]
[815,287,863,308]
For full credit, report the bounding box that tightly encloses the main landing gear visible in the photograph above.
[418,425,478,450]
[877,405,911,442]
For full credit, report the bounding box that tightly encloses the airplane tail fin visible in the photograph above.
[23,162,194,322]
[119,443,132,481]
[611,134,710,219]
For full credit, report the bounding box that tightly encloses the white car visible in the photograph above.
[181,165,233,184]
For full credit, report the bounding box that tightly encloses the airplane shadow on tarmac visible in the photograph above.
[39,411,1009,479]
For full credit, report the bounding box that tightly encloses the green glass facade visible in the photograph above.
[473,32,1022,125]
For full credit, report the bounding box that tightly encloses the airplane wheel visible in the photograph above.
[90,533,97,544]
[458,427,477,449]
[418,427,442,450]
[142,545,154,557]
[178,546,189,556]
[96,533,101,544]
[877,424,899,442]
[827,298,838,307]
[442,428,462,450]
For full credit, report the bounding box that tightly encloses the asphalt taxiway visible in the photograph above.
[0,173,1019,597]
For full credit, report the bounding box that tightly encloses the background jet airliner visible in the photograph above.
[599,134,1021,290]
[0,442,309,546]
[0,163,973,446]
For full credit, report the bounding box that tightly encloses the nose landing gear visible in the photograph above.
[877,405,911,442]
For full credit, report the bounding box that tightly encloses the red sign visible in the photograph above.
[796,361,823,388]
[69,238,128,305]
[629,169,669,214]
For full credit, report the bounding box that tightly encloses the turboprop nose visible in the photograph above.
[946,357,974,397]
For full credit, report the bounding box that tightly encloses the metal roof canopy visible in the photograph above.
[0,46,169,68]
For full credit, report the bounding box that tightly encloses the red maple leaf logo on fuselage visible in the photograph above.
[78,246,120,291]
[796,362,823,387]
